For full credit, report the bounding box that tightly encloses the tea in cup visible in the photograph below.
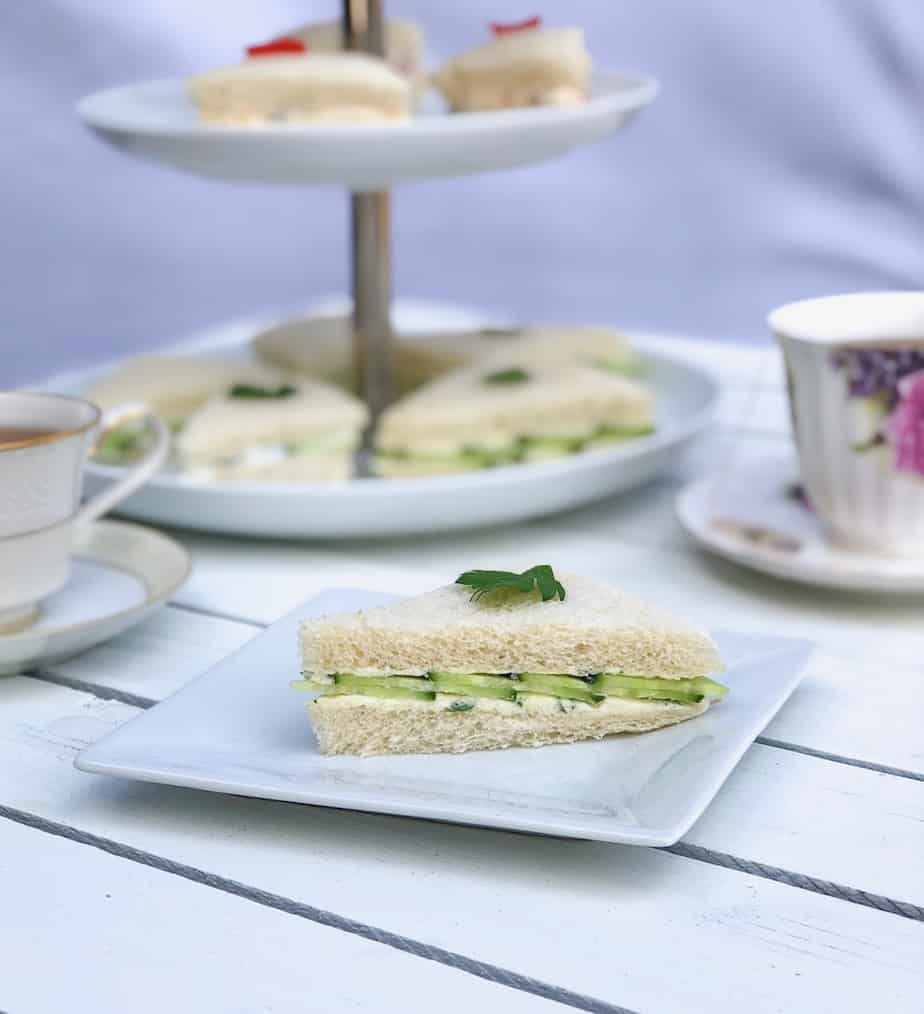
[0,391,168,632]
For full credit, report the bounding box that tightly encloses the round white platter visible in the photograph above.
[0,521,191,675]
[76,72,658,188]
[81,340,717,539]
[676,451,924,594]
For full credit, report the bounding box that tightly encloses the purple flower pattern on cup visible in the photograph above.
[832,348,924,477]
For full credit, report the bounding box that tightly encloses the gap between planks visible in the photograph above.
[754,736,924,784]
[0,803,631,1014]
[165,601,268,629]
[18,667,924,923]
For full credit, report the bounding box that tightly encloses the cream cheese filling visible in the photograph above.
[185,427,357,479]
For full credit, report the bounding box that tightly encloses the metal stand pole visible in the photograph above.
[343,0,392,435]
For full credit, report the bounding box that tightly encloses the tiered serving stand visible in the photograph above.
[75,2,718,538]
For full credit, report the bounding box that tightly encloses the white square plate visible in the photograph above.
[76,589,813,846]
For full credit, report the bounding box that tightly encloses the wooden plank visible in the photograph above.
[635,332,784,389]
[0,818,561,1014]
[1,678,921,1014]
[37,605,258,703]
[526,427,792,554]
[761,650,924,772]
[172,548,443,625]
[682,740,923,899]
[716,384,790,435]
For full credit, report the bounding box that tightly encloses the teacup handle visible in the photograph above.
[74,402,170,526]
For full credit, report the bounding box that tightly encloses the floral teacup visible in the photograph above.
[770,292,924,556]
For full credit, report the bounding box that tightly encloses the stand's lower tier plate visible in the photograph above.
[76,72,657,188]
[82,348,717,540]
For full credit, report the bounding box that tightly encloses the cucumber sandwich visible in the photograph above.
[86,356,284,432]
[295,566,727,755]
[87,355,368,480]
[175,374,367,481]
[374,361,654,477]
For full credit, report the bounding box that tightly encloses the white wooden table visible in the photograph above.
[3,334,922,1014]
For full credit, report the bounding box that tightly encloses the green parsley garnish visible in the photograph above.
[229,383,297,400]
[456,565,566,603]
[482,367,530,386]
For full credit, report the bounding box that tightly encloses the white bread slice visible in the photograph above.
[176,375,367,475]
[486,324,638,372]
[253,315,471,394]
[433,27,591,112]
[300,574,722,679]
[193,452,352,483]
[189,53,410,125]
[309,694,708,756]
[85,356,283,423]
[252,316,533,394]
[376,361,653,456]
[287,17,424,81]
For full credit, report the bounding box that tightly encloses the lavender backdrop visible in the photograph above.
[4,1,924,385]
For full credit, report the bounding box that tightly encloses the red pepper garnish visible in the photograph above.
[246,37,306,58]
[490,15,542,36]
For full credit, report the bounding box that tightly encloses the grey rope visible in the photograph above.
[755,736,924,782]
[26,669,157,710]
[0,804,632,1014]
[664,841,924,921]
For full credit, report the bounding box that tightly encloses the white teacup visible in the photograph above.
[0,391,169,632]
[770,292,924,556]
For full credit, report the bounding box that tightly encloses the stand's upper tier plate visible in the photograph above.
[76,72,658,188]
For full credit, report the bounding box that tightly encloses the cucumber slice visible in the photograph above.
[516,673,600,704]
[430,674,517,701]
[520,436,585,454]
[596,673,728,698]
[429,672,514,689]
[379,445,523,470]
[517,672,591,690]
[597,684,704,705]
[333,674,432,692]
[319,684,435,702]
[589,424,656,444]
[689,676,729,697]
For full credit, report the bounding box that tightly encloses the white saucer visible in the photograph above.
[0,521,191,675]
[76,72,657,188]
[676,450,924,594]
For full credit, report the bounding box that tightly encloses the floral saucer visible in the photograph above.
[676,450,924,593]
